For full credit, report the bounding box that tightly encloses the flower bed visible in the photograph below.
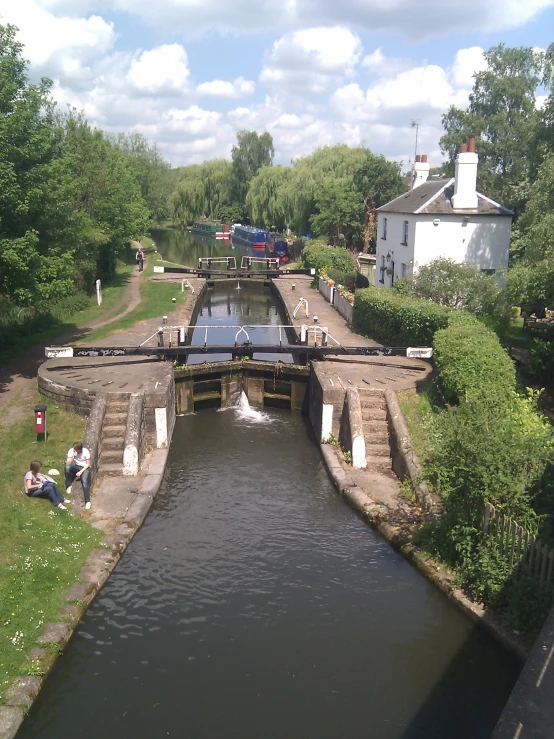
[318,270,354,324]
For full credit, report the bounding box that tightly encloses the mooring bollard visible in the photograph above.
[291,283,296,291]
[163,315,168,325]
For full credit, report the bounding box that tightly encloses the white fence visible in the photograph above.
[318,279,353,324]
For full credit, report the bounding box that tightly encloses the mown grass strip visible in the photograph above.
[0,392,103,702]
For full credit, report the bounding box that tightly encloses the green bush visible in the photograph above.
[433,324,516,404]
[530,338,554,383]
[353,288,459,345]
[355,272,370,289]
[301,244,355,273]
[327,269,357,291]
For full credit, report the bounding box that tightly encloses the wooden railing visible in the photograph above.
[483,502,554,592]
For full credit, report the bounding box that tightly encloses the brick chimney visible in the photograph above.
[452,135,478,209]
[411,153,429,189]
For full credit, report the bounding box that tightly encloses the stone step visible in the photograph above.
[106,392,131,402]
[364,443,391,457]
[103,412,128,425]
[359,394,386,410]
[364,429,389,444]
[101,437,124,451]
[98,462,123,478]
[362,408,387,422]
[105,401,129,414]
[363,419,388,433]
[100,450,123,464]
[365,454,393,469]
[102,424,127,439]
[357,387,385,397]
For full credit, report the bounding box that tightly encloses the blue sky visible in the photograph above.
[2,0,553,168]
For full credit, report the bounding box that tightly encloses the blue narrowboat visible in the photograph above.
[266,232,290,264]
[231,225,267,249]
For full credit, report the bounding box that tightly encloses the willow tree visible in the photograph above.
[246,165,291,230]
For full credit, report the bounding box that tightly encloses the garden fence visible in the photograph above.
[482,502,554,592]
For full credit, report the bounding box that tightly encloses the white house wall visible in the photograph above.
[375,213,417,286]
[413,215,511,271]
[375,212,511,286]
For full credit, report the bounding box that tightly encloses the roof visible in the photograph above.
[377,178,513,216]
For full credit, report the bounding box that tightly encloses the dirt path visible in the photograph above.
[0,246,144,423]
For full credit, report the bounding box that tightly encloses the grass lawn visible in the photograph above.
[81,242,189,343]
[396,381,437,466]
[0,392,103,702]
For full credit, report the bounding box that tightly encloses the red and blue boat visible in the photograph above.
[231,225,267,249]
[266,232,290,264]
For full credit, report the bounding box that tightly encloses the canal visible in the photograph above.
[17,230,520,738]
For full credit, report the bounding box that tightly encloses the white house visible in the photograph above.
[375,136,513,287]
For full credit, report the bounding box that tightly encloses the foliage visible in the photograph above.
[530,338,554,383]
[171,159,233,227]
[301,244,355,274]
[439,43,542,211]
[326,269,360,292]
[433,323,516,404]
[310,183,364,246]
[231,129,274,208]
[246,165,291,230]
[407,257,511,324]
[352,288,476,346]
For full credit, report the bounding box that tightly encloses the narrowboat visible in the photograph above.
[191,221,230,240]
[231,225,267,249]
[266,232,290,264]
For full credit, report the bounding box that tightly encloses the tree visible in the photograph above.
[309,183,364,246]
[406,257,509,321]
[352,152,404,252]
[246,165,291,230]
[440,44,542,212]
[113,132,172,223]
[230,130,274,209]
[0,23,72,305]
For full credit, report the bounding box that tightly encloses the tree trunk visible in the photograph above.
[362,196,376,253]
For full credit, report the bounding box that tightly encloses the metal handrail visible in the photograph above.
[293,298,309,319]
[181,279,195,294]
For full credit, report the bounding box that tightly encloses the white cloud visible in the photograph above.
[260,27,362,95]
[449,47,487,89]
[126,44,190,95]
[33,0,554,37]
[196,77,255,98]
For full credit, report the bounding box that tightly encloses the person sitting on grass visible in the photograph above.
[24,460,70,510]
[65,442,92,510]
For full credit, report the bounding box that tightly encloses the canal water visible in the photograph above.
[17,229,520,738]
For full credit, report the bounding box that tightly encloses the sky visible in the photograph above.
[1,0,553,170]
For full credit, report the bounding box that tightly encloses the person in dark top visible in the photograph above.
[136,247,145,272]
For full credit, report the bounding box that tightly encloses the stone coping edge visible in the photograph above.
[0,447,169,739]
[319,441,528,664]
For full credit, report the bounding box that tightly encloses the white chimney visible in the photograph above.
[411,154,429,189]
[452,135,478,209]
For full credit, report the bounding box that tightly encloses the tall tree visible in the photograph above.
[246,165,291,230]
[440,44,542,212]
[230,130,274,210]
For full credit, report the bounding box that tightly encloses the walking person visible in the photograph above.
[25,461,70,509]
[136,246,145,272]
[65,442,92,510]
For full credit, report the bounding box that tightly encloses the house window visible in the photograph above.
[401,263,408,278]
[379,255,386,284]
[381,217,387,240]
[401,220,409,245]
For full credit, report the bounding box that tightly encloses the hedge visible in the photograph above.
[352,287,515,404]
[433,324,516,403]
[353,288,477,346]
[301,244,355,274]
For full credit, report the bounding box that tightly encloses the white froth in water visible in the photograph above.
[234,391,271,423]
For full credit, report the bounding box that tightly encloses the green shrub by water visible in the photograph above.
[433,324,516,404]
[301,244,355,274]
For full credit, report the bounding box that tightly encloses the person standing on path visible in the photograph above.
[65,442,92,510]
[25,461,70,509]
[136,246,145,272]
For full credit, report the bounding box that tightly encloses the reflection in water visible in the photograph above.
[151,227,260,269]
[19,410,519,739]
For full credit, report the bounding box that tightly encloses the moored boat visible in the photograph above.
[265,232,290,264]
[231,225,267,249]
[191,220,230,239]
